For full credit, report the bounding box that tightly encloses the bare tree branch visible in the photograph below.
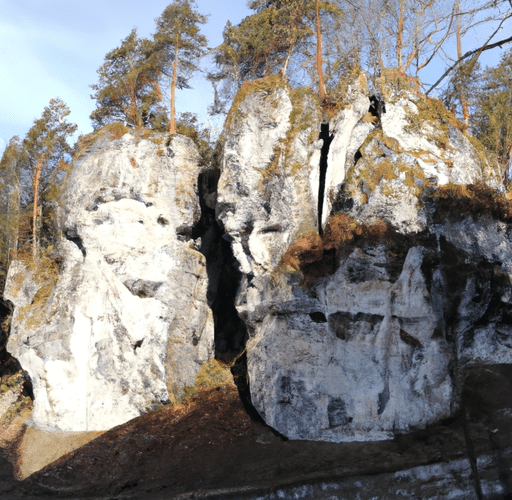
[426,14,512,96]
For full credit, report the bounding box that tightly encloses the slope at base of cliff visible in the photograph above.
[0,363,510,499]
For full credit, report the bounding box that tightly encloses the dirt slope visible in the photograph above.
[0,366,511,499]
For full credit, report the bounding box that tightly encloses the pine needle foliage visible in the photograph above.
[208,0,342,113]
[470,50,512,180]
[0,98,76,275]
[152,0,208,136]
[90,28,162,130]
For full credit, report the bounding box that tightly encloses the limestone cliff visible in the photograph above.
[2,73,512,458]
[4,133,214,431]
[217,74,512,444]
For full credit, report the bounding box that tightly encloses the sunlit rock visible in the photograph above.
[218,74,511,443]
[5,133,214,431]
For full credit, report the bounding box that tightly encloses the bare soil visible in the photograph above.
[0,365,511,499]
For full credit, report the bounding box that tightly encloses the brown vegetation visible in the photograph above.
[73,123,130,162]
[282,182,512,285]
[426,182,512,223]
[225,75,289,131]
[0,364,510,499]
[281,214,389,283]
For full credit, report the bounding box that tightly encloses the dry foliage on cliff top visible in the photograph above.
[72,122,131,163]
[281,214,388,282]
[282,183,512,284]
[224,75,289,130]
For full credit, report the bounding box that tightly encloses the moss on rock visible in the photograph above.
[225,75,290,131]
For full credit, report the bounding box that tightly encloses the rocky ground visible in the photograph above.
[0,365,511,500]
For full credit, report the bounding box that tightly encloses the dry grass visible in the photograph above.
[426,182,512,222]
[182,360,235,403]
[280,214,389,283]
[346,129,428,201]
[166,356,235,406]
[73,123,130,162]
[280,232,324,270]
[225,75,289,131]
[9,248,60,331]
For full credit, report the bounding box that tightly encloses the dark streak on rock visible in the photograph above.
[378,384,390,415]
[400,329,422,349]
[318,123,334,235]
[133,339,144,354]
[64,230,86,258]
[327,397,352,427]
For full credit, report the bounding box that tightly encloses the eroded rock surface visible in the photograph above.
[4,133,214,431]
[218,82,320,276]
[218,75,512,444]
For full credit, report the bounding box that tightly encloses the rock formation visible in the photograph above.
[4,132,214,431]
[217,73,512,443]
[2,72,512,460]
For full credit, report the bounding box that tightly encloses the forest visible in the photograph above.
[0,0,511,299]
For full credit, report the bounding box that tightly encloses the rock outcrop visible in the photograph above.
[217,74,512,443]
[4,133,214,431]
[2,72,512,460]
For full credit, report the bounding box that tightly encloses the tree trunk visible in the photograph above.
[456,0,469,128]
[315,0,327,103]
[397,1,406,72]
[281,40,295,77]
[7,181,20,261]
[170,44,179,137]
[129,83,139,130]
[32,155,45,261]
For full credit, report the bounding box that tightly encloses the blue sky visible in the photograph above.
[0,0,252,153]
[1,1,510,156]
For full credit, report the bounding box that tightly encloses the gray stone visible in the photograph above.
[218,74,511,443]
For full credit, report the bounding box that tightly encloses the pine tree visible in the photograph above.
[209,0,341,111]
[216,1,309,81]
[90,29,162,130]
[152,0,208,137]
[0,136,24,289]
[175,112,218,167]
[22,98,76,259]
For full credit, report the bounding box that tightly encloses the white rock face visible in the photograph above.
[5,133,214,431]
[218,75,511,442]
[323,75,371,226]
[244,246,453,442]
[380,98,487,187]
[218,82,320,277]
[4,75,509,444]
[344,87,500,233]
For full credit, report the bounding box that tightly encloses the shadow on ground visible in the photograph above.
[0,365,511,500]
[0,443,20,496]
